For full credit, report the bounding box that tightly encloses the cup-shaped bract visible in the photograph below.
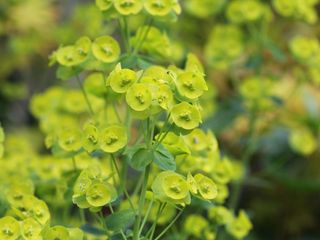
[58,128,82,152]
[109,68,137,93]
[160,132,190,156]
[126,83,152,111]
[75,36,92,60]
[226,210,252,239]
[152,171,190,205]
[183,214,208,238]
[82,122,99,153]
[143,65,173,85]
[184,128,208,152]
[156,84,174,110]
[86,183,117,207]
[144,0,174,16]
[21,218,42,240]
[96,0,113,11]
[187,172,198,195]
[185,53,205,77]
[56,46,84,67]
[114,0,143,15]
[92,36,120,63]
[209,206,233,225]
[42,226,70,240]
[25,196,51,226]
[176,72,208,100]
[194,173,218,200]
[0,216,21,240]
[289,128,317,155]
[99,125,127,153]
[171,102,201,130]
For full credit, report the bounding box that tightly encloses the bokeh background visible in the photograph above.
[1,0,320,239]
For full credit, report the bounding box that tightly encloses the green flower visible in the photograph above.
[82,122,99,153]
[226,210,252,239]
[86,183,117,207]
[183,214,208,238]
[58,128,82,152]
[184,128,208,151]
[92,36,120,63]
[114,0,143,15]
[96,0,113,11]
[56,46,84,67]
[109,68,137,93]
[289,128,317,155]
[171,102,201,130]
[21,218,42,240]
[152,171,191,206]
[156,84,173,110]
[75,36,91,59]
[144,0,173,16]
[209,206,233,225]
[42,226,70,240]
[126,83,152,111]
[0,216,20,240]
[99,125,127,153]
[194,173,218,200]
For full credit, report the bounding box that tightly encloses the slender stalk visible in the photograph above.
[147,203,167,239]
[133,17,153,55]
[154,209,184,240]
[228,108,257,211]
[109,204,128,240]
[138,197,154,236]
[76,75,94,116]
[111,154,135,212]
[133,165,151,240]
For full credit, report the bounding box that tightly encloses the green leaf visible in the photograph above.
[81,224,106,236]
[128,147,153,171]
[154,144,176,171]
[105,209,135,232]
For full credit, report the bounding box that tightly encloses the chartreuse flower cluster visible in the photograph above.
[226,0,272,24]
[0,129,116,240]
[290,36,320,85]
[273,0,319,24]
[205,24,244,70]
[184,0,226,18]
[1,1,253,240]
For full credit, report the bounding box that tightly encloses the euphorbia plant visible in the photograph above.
[0,1,252,240]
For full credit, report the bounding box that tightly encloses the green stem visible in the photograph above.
[109,204,128,240]
[228,108,257,212]
[111,154,135,212]
[133,17,153,55]
[76,75,94,116]
[133,165,151,240]
[147,203,166,239]
[138,197,154,236]
[154,209,184,240]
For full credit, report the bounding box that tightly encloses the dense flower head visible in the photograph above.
[273,0,319,24]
